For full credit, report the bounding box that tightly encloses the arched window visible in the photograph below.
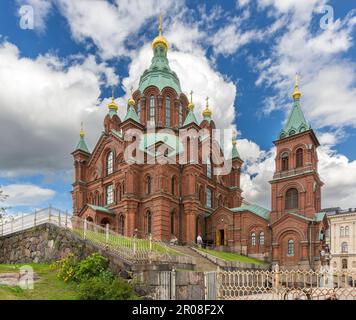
[342,259,348,269]
[207,157,212,179]
[341,242,348,253]
[179,102,183,126]
[171,176,176,195]
[165,96,171,127]
[107,151,113,175]
[259,232,265,245]
[170,211,175,235]
[150,95,155,122]
[86,216,93,222]
[100,218,110,228]
[146,176,152,194]
[340,227,345,237]
[345,226,349,237]
[285,188,298,210]
[287,239,294,256]
[206,188,212,208]
[119,215,125,235]
[147,211,152,235]
[296,148,303,168]
[117,185,121,202]
[106,184,113,205]
[251,233,256,246]
[281,152,289,171]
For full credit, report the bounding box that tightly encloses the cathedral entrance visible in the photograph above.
[215,229,225,246]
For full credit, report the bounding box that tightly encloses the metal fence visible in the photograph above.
[216,265,356,300]
[0,207,71,236]
[0,207,193,266]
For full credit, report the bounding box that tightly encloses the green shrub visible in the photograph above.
[53,253,79,283]
[77,275,139,300]
[75,253,109,282]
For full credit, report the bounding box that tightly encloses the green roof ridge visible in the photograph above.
[182,109,198,126]
[124,105,141,123]
[279,100,311,139]
[75,136,90,153]
[232,144,240,159]
[138,44,181,94]
[231,203,270,220]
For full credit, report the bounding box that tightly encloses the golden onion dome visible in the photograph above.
[292,73,302,101]
[232,131,237,145]
[128,96,135,106]
[188,90,195,110]
[108,87,118,111]
[202,97,212,118]
[152,15,169,51]
[79,123,85,138]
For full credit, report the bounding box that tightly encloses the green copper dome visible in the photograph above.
[138,44,182,94]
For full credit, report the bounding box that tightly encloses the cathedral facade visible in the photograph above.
[72,21,328,269]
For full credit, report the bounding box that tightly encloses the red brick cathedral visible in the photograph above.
[72,20,328,269]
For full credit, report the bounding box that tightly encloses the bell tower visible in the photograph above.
[270,75,323,223]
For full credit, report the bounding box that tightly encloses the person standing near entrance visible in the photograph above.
[197,234,203,248]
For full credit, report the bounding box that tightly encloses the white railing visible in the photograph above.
[0,207,71,237]
[0,207,193,266]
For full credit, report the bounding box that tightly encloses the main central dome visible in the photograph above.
[138,17,182,94]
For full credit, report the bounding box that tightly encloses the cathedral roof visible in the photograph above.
[139,132,183,157]
[278,75,311,140]
[124,105,140,123]
[138,17,182,94]
[182,109,199,127]
[87,204,114,215]
[74,126,90,153]
[231,203,270,220]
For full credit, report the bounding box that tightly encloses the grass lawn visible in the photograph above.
[198,248,267,265]
[73,228,182,256]
[0,264,78,300]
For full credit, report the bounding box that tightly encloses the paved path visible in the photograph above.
[169,245,218,272]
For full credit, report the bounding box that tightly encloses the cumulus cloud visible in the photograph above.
[0,41,115,177]
[2,184,55,206]
[56,0,183,59]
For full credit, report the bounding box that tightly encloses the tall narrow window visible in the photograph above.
[106,184,113,205]
[146,176,152,194]
[107,151,113,175]
[296,148,303,168]
[179,102,183,126]
[340,227,345,237]
[150,95,155,122]
[251,233,256,246]
[285,188,298,210]
[207,157,212,179]
[171,176,175,195]
[119,215,125,235]
[342,258,348,269]
[147,211,152,235]
[259,232,265,245]
[281,152,289,171]
[165,96,171,127]
[206,188,212,208]
[287,240,294,256]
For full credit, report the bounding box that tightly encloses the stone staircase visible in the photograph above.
[169,245,218,272]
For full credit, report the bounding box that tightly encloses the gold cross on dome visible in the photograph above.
[111,86,115,101]
[295,73,300,87]
[206,96,209,107]
[190,90,194,103]
[159,14,163,35]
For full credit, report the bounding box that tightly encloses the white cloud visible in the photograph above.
[2,184,55,206]
[0,41,115,177]
[57,0,183,59]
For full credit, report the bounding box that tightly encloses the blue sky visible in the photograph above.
[0,0,355,215]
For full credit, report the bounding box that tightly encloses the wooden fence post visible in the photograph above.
[105,224,109,244]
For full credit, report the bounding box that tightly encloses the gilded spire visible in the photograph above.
[292,73,302,101]
[108,86,118,112]
[188,90,195,110]
[152,14,169,51]
[128,86,135,106]
[232,130,237,145]
[79,121,85,138]
[202,96,212,118]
